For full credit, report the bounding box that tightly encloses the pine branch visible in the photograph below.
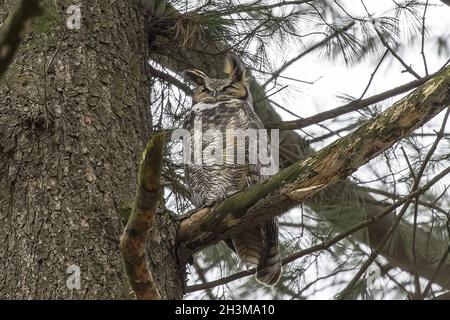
[305,121,362,144]
[186,166,450,293]
[119,132,166,300]
[0,0,43,78]
[410,107,450,299]
[374,25,421,80]
[338,117,450,299]
[216,0,315,15]
[262,22,355,88]
[177,66,450,253]
[360,186,448,216]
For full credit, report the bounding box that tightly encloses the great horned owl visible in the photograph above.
[182,54,282,286]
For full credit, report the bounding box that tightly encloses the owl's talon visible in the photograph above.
[202,199,217,208]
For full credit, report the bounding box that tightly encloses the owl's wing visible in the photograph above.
[182,109,203,208]
[232,102,282,286]
[256,218,282,286]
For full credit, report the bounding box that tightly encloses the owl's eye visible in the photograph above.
[202,87,211,93]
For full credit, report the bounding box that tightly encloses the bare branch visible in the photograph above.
[420,0,430,76]
[411,107,450,299]
[359,49,388,99]
[305,121,363,144]
[377,30,421,79]
[423,245,450,298]
[263,22,355,88]
[148,64,193,96]
[266,72,435,130]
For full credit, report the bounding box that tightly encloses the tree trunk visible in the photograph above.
[0,0,183,299]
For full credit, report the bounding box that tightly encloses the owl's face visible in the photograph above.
[183,54,250,104]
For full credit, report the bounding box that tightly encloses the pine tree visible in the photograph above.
[1,0,449,300]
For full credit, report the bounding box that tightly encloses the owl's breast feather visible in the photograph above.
[183,99,261,131]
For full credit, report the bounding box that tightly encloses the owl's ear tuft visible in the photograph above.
[224,53,246,83]
[182,69,207,86]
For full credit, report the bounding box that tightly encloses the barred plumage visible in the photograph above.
[182,54,282,286]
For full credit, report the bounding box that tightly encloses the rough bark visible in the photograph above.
[0,0,182,299]
[0,0,42,77]
[147,1,450,291]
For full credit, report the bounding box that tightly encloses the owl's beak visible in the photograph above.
[212,90,219,98]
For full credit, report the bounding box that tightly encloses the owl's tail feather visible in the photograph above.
[255,246,282,286]
[255,219,282,286]
[232,219,282,287]
[232,227,263,269]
